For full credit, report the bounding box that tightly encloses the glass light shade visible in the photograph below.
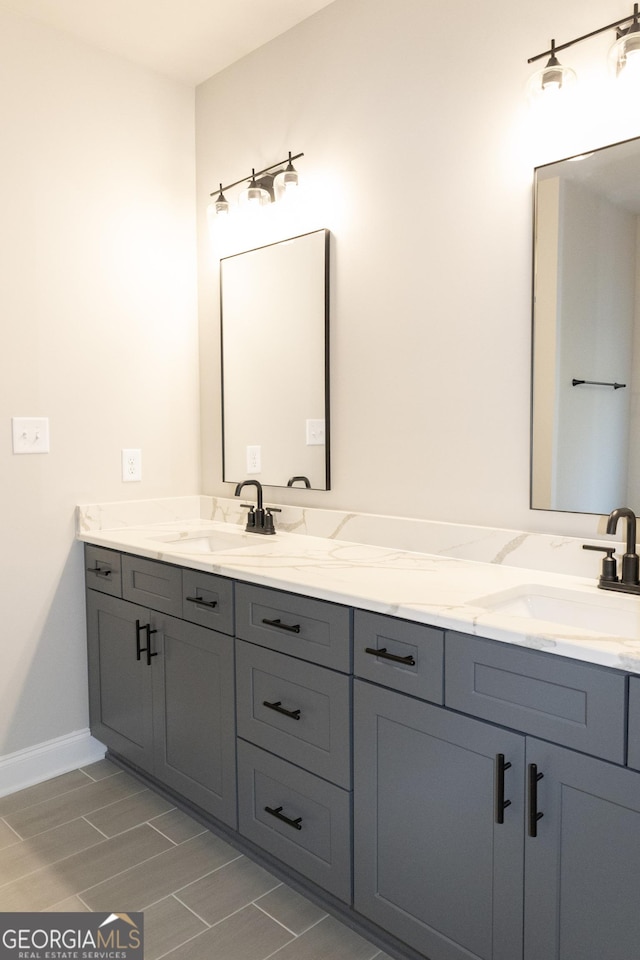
[527,55,577,101]
[609,24,640,79]
[239,171,271,209]
[274,161,299,202]
[213,184,230,216]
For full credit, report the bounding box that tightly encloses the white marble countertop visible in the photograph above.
[78,510,640,674]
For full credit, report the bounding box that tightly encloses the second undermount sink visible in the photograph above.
[150,528,256,554]
[472,584,640,639]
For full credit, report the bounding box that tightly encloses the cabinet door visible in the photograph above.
[153,616,237,828]
[525,738,640,960]
[86,591,154,772]
[354,680,524,960]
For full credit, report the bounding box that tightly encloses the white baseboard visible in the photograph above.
[0,729,106,798]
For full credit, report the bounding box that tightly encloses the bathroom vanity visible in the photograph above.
[80,505,640,960]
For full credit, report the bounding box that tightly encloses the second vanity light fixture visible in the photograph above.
[209,151,303,218]
[528,3,640,98]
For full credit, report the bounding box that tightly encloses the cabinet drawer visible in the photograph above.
[122,555,182,617]
[182,569,234,635]
[354,610,443,703]
[236,641,351,788]
[85,545,122,597]
[235,583,351,671]
[237,739,352,903]
[628,677,640,770]
[445,632,627,763]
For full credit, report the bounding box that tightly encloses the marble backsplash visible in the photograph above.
[76,496,618,580]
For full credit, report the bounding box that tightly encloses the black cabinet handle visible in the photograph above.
[88,565,111,579]
[364,646,416,666]
[135,620,158,666]
[264,805,302,830]
[494,753,512,824]
[145,624,158,667]
[185,595,218,609]
[263,699,301,720]
[528,763,544,837]
[135,619,145,661]
[262,617,301,634]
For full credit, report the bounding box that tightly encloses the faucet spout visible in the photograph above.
[606,507,639,585]
[234,479,263,511]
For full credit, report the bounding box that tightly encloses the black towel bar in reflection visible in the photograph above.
[572,378,626,390]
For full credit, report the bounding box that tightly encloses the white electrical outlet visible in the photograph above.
[122,448,142,482]
[12,417,50,454]
[305,419,326,445]
[246,445,261,474]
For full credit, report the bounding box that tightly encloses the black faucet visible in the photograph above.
[583,506,640,593]
[234,480,279,535]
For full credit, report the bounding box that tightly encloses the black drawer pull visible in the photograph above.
[365,646,416,666]
[185,595,218,609]
[264,805,303,830]
[88,565,111,579]
[263,699,301,720]
[528,763,544,837]
[494,753,512,824]
[262,617,301,634]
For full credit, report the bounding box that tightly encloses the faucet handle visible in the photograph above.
[240,503,256,530]
[263,507,281,535]
[583,544,618,583]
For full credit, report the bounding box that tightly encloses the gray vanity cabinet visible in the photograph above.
[354,679,525,960]
[85,549,237,827]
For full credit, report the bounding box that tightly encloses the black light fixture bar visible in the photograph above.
[210,152,304,197]
[528,4,639,63]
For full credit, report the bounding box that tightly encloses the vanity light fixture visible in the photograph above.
[209,151,303,218]
[528,4,640,98]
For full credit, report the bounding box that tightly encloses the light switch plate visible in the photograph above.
[12,417,50,454]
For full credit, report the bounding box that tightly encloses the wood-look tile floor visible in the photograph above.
[0,760,392,960]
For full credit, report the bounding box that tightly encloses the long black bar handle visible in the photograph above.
[145,624,158,667]
[262,617,301,634]
[528,763,544,837]
[135,619,146,661]
[264,805,303,831]
[185,595,218,609]
[365,646,416,666]
[87,564,111,579]
[263,699,301,720]
[494,753,512,824]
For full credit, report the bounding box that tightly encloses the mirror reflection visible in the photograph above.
[531,136,640,515]
[221,229,330,490]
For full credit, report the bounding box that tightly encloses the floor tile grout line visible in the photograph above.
[81,815,110,840]
[253,900,305,938]
[170,892,214,928]
[146,819,206,846]
[171,895,299,948]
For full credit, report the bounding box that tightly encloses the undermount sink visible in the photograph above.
[151,528,256,554]
[472,584,640,639]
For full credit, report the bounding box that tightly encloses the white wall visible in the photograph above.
[196,0,640,539]
[0,12,199,760]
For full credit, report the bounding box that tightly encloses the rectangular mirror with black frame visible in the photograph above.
[220,228,330,490]
[531,137,640,515]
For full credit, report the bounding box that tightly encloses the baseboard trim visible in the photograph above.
[0,729,106,798]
